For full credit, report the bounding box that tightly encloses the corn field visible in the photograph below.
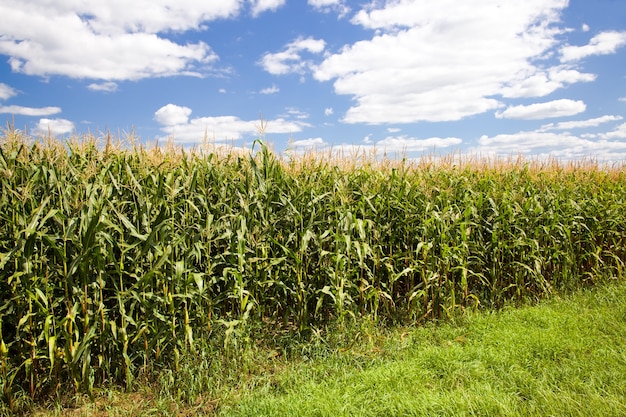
[1,128,625,403]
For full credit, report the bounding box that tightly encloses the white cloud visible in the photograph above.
[0,83,17,101]
[88,82,119,92]
[248,0,286,16]
[285,137,329,156]
[324,107,334,116]
[290,137,326,148]
[495,99,586,120]
[376,135,462,152]
[260,85,280,94]
[36,118,75,136]
[561,31,626,62]
[309,0,340,6]
[582,24,590,32]
[52,1,241,35]
[312,1,595,124]
[0,105,62,117]
[599,123,626,140]
[154,104,193,126]
[308,0,350,16]
[0,1,242,82]
[154,105,308,143]
[500,67,595,98]
[260,37,326,75]
[477,130,626,162]
[540,115,623,131]
[620,97,626,103]
[312,135,462,159]
[580,133,597,140]
[282,108,310,120]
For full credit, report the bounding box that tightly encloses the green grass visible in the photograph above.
[217,281,626,417]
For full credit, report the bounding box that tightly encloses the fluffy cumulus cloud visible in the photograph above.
[376,136,462,152]
[288,134,462,157]
[0,0,281,82]
[259,37,326,75]
[36,118,75,136]
[249,0,286,17]
[154,104,193,126]
[283,138,328,158]
[599,123,626,140]
[305,0,604,124]
[495,99,586,120]
[154,104,308,143]
[560,31,626,62]
[499,67,595,98]
[477,128,626,162]
[289,137,326,150]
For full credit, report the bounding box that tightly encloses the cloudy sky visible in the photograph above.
[1,0,625,161]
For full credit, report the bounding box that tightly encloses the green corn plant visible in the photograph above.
[1,127,625,405]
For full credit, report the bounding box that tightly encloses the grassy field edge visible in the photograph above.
[25,278,626,416]
[219,278,626,416]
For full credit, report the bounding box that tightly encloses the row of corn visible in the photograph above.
[1,130,625,403]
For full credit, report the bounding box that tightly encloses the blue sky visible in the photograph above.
[1,0,626,161]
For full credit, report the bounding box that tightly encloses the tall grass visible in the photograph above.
[1,127,625,409]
